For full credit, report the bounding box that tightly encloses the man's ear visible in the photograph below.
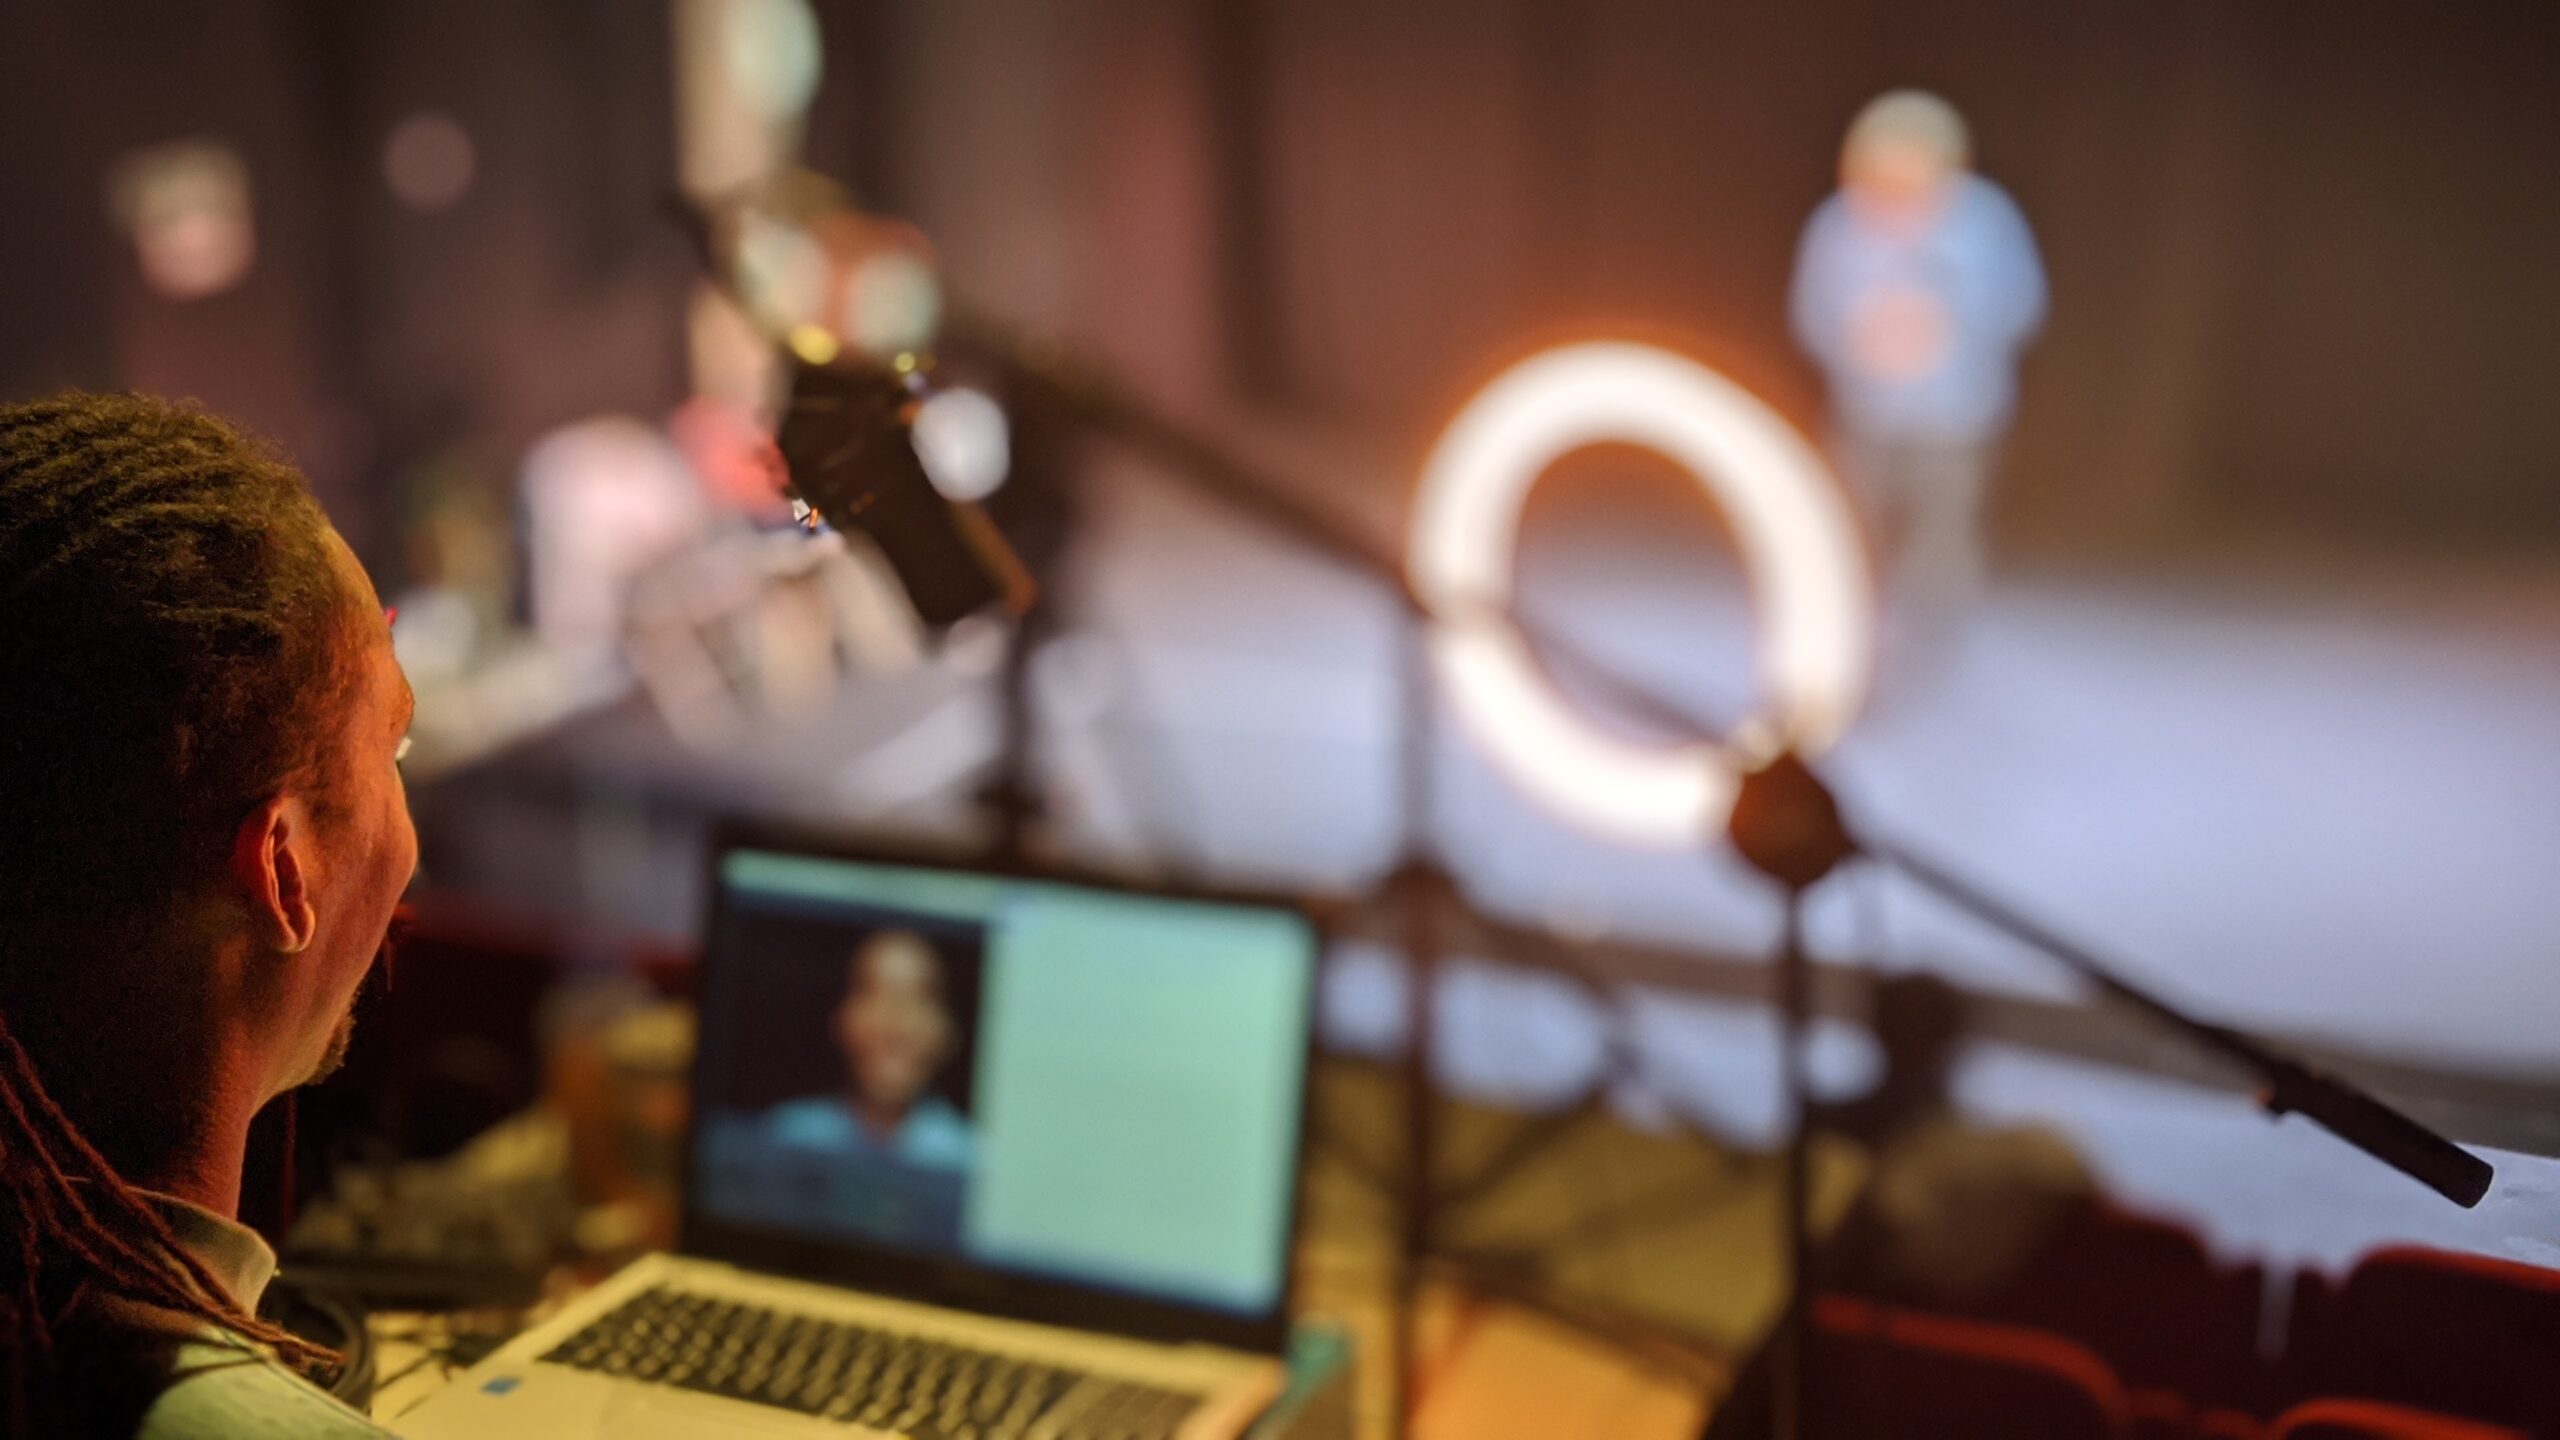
[229,797,318,955]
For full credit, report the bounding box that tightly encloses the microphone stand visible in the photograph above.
[1724,753,1849,1440]
[935,307,2495,1440]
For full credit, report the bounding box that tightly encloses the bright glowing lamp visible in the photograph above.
[1409,342,1872,848]
[912,387,1010,502]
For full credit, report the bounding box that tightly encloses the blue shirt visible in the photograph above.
[762,1093,975,1171]
[1790,174,2046,442]
[71,1189,393,1436]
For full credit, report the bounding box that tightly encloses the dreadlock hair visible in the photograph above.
[0,392,357,1427]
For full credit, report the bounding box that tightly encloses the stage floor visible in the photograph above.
[1037,455,2560,1081]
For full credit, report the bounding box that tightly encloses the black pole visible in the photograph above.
[981,596,1050,867]
[1726,750,1858,1440]
[1387,544,1449,1440]
[1769,892,1813,1440]
[1391,856,1440,1439]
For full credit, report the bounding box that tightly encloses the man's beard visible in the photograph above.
[311,1007,359,1084]
[304,904,412,1087]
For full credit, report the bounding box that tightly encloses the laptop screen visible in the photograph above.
[690,846,1315,1323]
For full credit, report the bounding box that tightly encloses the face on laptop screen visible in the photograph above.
[691,849,1315,1320]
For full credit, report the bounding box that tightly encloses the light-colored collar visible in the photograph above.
[127,1187,280,1313]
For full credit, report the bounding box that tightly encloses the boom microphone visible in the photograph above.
[771,353,1035,631]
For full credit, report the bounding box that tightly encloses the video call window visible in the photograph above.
[696,906,989,1254]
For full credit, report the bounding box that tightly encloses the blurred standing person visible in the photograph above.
[1791,91,2044,686]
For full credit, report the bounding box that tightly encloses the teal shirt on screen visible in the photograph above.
[763,1093,975,1170]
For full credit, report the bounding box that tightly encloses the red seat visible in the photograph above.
[2267,1398,2528,1440]
[1874,1200,2273,1418]
[2195,1409,2267,1440]
[1809,1295,2131,1439]
[2125,1388,2266,1440]
[2288,1246,2560,1433]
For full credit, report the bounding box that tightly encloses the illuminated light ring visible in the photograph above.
[1410,342,1873,848]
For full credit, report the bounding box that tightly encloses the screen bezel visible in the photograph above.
[679,819,1317,1358]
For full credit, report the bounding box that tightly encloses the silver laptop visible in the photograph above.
[401,831,1318,1440]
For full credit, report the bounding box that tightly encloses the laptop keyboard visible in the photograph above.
[541,1285,1209,1439]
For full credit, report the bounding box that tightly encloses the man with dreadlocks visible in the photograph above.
[0,392,417,1435]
